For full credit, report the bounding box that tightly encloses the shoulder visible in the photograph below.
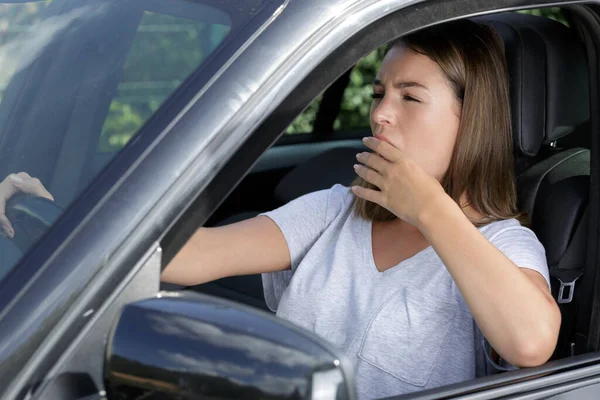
[263,184,354,226]
[480,218,550,286]
[325,184,355,221]
[286,184,352,211]
[479,218,539,243]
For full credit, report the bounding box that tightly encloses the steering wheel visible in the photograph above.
[5,193,63,254]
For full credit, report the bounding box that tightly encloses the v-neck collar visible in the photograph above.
[362,218,436,275]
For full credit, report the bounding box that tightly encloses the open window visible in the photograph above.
[161,2,600,399]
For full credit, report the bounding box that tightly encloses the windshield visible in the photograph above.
[0,0,272,280]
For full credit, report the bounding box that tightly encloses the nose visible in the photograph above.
[371,97,395,127]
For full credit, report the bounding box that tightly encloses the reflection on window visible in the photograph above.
[0,2,49,104]
[98,12,231,152]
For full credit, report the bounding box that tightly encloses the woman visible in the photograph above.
[0,20,560,398]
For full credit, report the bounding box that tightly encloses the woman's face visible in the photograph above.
[370,45,461,181]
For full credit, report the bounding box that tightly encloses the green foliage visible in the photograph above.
[98,12,231,152]
[518,7,568,26]
[334,47,385,131]
[286,96,322,134]
[100,101,144,150]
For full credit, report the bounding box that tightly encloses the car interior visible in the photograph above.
[163,8,595,365]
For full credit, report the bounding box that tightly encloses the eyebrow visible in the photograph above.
[372,79,429,91]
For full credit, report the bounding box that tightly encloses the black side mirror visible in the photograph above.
[105,292,357,399]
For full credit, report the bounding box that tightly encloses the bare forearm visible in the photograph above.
[417,197,560,366]
[161,216,291,286]
[161,227,224,285]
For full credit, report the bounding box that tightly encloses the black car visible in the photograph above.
[0,0,600,399]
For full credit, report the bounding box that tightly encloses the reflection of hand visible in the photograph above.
[0,172,54,238]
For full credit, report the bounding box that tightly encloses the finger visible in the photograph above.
[11,176,54,201]
[356,152,389,173]
[362,137,402,162]
[351,185,384,205]
[0,214,14,238]
[354,164,385,188]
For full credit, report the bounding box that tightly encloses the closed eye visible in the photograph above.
[370,93,384,99]
[403,95,420,103]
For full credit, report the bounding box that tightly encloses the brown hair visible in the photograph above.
[352,20,523,226]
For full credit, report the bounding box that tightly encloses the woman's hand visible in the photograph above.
[0,172,53,238]
[352,137,449,227]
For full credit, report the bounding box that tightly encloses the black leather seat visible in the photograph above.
[477,13,591,359]
[194,13,593,330]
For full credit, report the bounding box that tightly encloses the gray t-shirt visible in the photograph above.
[262,184,550,399]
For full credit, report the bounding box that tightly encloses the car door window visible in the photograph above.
[0,0,235,280]
[98,11,230,154]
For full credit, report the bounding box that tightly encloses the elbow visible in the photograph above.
[511,309,561,368]
[511,337,555,367]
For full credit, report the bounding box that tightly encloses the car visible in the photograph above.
[0,0,599,399]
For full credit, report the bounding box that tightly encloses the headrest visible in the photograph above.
[474,13,589,157]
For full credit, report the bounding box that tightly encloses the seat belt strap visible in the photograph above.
[551,208,589,304]
[549,208,589,358]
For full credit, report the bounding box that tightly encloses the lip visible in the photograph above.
[373,133,394,147]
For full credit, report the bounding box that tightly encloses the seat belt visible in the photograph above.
[550,207,589,358]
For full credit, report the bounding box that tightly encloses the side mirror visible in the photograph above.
[105,292,357,399]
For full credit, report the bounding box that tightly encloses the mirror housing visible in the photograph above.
[105,292,356,399]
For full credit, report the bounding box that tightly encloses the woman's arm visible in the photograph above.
[418,198,560,367]
[161,215,292,286]
[353,137,560,367]
[0,172,291,285]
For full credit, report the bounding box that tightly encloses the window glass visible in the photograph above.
[0,2,48,102]
[98,12,230,152]
[0,0,239,280]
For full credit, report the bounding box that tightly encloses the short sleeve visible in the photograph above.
[475,325,519,376]
[488,226,550,289]
[476,224,550,375]
[260,185,348,311]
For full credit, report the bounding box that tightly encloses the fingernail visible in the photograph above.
[9,175,23,184]
[356,153,361,159]
[353,164,359,170]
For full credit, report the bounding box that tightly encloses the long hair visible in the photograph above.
[352,20,522,226]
